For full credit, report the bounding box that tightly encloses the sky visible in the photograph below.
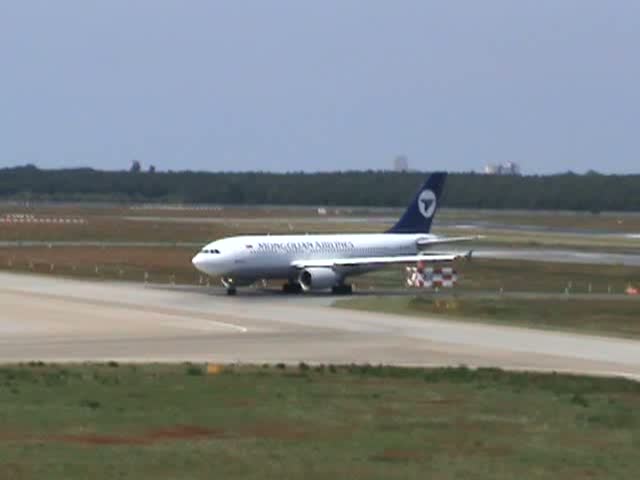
[1,1,639,174]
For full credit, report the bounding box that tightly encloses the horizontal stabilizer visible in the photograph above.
[416,235,483,247]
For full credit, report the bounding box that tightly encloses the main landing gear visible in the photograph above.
[282,282,303,294]
[226,286,237,296]
[331,284,353,295]
[281,281,353,295]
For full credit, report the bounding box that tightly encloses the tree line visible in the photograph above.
[1,165,638,212]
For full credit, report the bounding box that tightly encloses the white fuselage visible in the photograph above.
[191,233,431,281]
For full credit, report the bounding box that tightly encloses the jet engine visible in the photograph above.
[298,267,340,291]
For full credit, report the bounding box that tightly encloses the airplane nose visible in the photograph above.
[192,254,204,269]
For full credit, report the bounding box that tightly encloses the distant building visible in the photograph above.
[393,155,409,172]
[484,163,499,175]
[502,161,521,175]
[484,161,521,175]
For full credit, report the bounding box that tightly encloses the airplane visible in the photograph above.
[191,172,474,295]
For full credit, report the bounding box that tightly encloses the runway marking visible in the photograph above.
[162,319,248,333]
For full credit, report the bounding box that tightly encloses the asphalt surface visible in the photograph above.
[1,272,640,379]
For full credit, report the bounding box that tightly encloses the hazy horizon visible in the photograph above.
[2,1,638,174]
[5,163,634,177]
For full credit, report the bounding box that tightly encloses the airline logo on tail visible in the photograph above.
[418,190,436,218]
[386,172,446,234]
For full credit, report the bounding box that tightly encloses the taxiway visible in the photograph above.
[1,272,639,379]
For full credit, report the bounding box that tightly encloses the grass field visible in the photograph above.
[4,202,640,230]
[337,295,640,339]
[2,203,640,251]
[0,364,638,479]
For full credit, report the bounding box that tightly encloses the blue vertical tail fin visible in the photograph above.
[387,172,447,234]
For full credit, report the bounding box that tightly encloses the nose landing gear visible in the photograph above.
[221,277,237,296]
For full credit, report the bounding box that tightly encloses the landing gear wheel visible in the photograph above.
[226,287,237,296]
[331,284,353,295]
[282,282,303,294]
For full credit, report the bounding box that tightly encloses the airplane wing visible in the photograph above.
[291,251,471,269]
[416,235,483,247]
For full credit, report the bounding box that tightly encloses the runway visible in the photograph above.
[1,272,640,379]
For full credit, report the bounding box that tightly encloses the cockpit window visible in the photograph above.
[201,249,221,254]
